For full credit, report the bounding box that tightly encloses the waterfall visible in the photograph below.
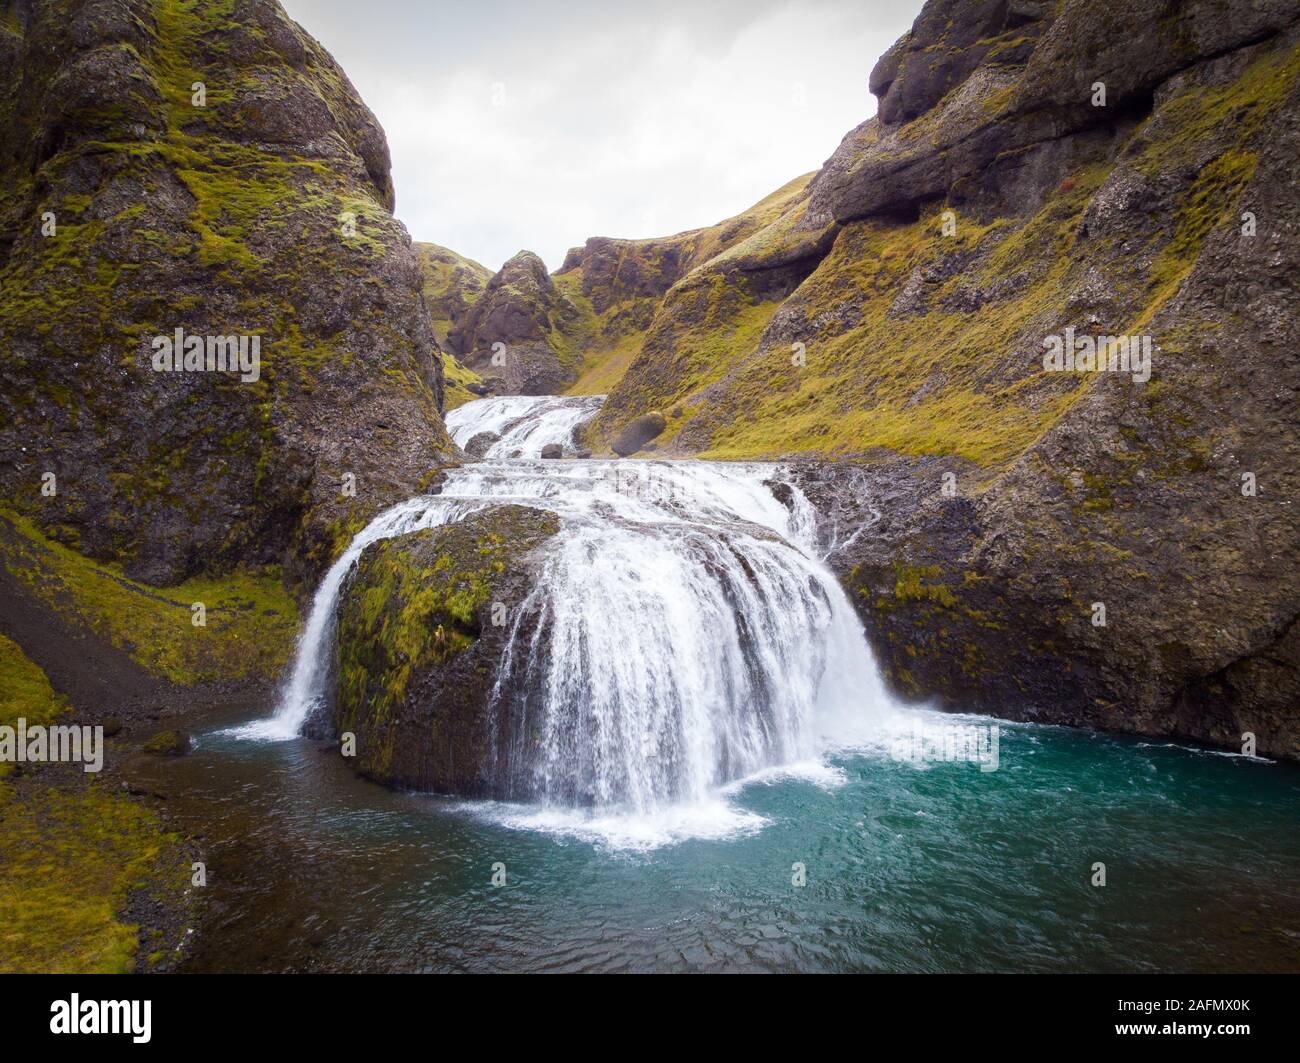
[445,394,605,458]
[249,396,900,817]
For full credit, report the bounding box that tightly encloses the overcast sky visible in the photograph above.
[280,0,922,272]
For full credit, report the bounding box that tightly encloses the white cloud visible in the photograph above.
[280,0,922,271]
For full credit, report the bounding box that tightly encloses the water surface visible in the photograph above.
[137,707,1300,973]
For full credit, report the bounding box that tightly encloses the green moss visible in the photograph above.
[0,630,186,974]
[442,350,484,409]
[892,564,958,608]
[0,782,183,973]
[0,510,299,685]
[0,634,66,733]
[591,38,1299,466]
[335,507,558,733]
[567,327,645,395]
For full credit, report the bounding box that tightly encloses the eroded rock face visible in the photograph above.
[332,505,559,794]
[457,251,584,394]
[0,0,455,591]
[812,0,1300,224]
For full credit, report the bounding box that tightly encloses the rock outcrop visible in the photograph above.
[610,412,666,456]
[332,504,559,794]
[455,250,586,395]
[434,175,818,403]
[0,0,456,592]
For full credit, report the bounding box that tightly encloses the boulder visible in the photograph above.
[611,412,667,456]
[464,431,500,458]
[141,730,190,757]
[332,505,559,794]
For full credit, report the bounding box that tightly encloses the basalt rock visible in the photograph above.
[457,251,584,394]
[332,504,559,795]
[463,431,500,459]
[0,0,456,593]
[611,412,666,457]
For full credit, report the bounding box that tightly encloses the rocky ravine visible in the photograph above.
[650,0,1300,759]
[0,0,457,595]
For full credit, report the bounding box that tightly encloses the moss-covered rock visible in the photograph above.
[0,0,457,593]
[456,250,586,394]
[332,504,559,794]
[141,728,190,756]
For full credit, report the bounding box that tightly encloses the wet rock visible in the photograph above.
[332,505,560,795]
[464,431,500,458]
[539,443,563,459]
[142,730,190,757]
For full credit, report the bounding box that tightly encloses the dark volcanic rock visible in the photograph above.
[588,0,1300,759]
[0,0,456,593]
[464,431,500,458]
[811,0,1300,224]
[611,412,667,456]
[457,251,583,394]
[141,729,190,757]
[332,505,559,795]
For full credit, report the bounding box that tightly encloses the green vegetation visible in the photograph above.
[414,242,492,408]
[0,633,66,733]
[0,510,298,685]
[335,506,558,733]
[0,780,183,973]
[0,0,452,591]
[442,351,485,409]
[591,38,1299,467]
[0,637,184,973]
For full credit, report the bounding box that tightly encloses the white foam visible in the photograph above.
[455,797,770,852]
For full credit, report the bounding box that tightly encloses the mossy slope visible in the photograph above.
[0,635,188,973]
[1,508,298,685]
[414,241,490,409]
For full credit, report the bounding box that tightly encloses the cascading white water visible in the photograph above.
[445,394,604,458]
[252,396,903,826]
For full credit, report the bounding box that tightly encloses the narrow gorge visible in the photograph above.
[1,0,1297,978]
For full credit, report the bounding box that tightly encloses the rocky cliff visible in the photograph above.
[430,175,816,402]
[0,0,456,593]
[577,0,1300,758]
